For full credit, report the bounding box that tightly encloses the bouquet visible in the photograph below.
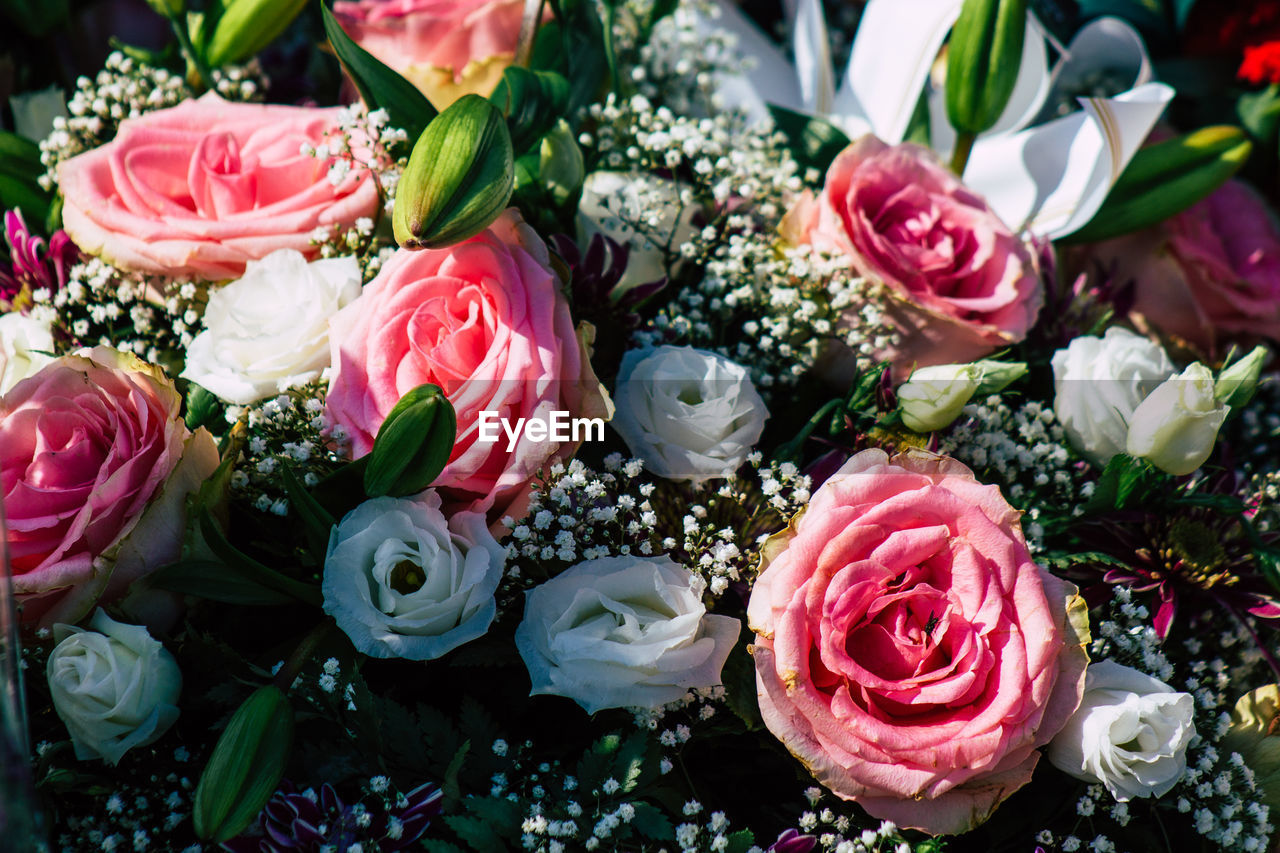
[4,0,1280,851]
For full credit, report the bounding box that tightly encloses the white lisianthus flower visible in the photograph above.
[514,555,741,713]
[1047,660,1195,801]
[180,249,361,404]
[0,311,56,394]
[1126,363,1230,476]
[576,171,698,290]
[322,491,505,661]
[612,345,767,483]
[1051,327,1175,467]
[46,609,182,765]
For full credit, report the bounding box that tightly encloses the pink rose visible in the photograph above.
[1,347,219,626]
[747,449,1089,835]
[56,92,380,281]
[334,0,530,109]
[1083,179,1280,355]
[783,137,1042,379]
[325,210,609,522]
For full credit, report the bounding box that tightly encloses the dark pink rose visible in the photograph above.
[783,137,1043,378]
[748,449,1089,835]
[325,210,610,523]
[1,347,218,626]
[1085,179,1280,355]
[56,92,380,281]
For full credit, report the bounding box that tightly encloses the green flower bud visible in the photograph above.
[945,0,1028,137]
[539,120,585,207]
[1216,345,1269,409]
[204,0,307,68]
[364,384,457,498]
[393,94,515,250]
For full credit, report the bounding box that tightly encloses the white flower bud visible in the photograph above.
[0,312,56,394]
[1126,363,1229,476]
[897,364,980,432]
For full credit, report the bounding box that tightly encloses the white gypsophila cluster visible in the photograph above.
[938,395,1094,552]
[294,655,362,717]
[1038,587,1274,853]
[766,794,923,853]
[33,255,199,370]
[226,383,350,516]
[306,216,393,283]
[52,749,199,853]
[38,52,268,191]
[299,102,408,220]
[1230,379,1280,481]
[631,690,727,734]
[618,0,748,118]
[500,453,810,616]
[1249,471,1280,535]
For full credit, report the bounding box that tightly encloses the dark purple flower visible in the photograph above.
[0,209,78,308]
[221,779,443,853]
[550,232,666,329]
[768,828,818,853]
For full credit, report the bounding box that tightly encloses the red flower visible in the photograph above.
[1240,40,1280,84]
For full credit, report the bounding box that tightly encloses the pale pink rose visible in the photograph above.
[334,0,530,109]
[782,137,1042,379]
[1084,179,1280,355]
[747,449,1089,836]
[56,92,380,281]
[325,210,610,522]
[1,347,219,626]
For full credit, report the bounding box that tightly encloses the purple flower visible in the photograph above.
[768,828,818,853]
[0,209,78,308]
[221,779,443,853]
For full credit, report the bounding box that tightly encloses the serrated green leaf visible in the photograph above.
[725,829,757,853]
[629,802,674,841]
[576,733,622,792]
[444,739,471,803]
[614,732,649,794]
[444,815,508,853]
[320,0,435,141]
[767,105,850,178]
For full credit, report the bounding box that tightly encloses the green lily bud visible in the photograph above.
[539,120,585,207]
[193,685,294,842]
[1065,126,1252,243]
[204,0,308,67]
[1216,345,1269,409]
[945,0,1028,166]
[971,359,1028,394]
[393,94,515,250]
[363,383,457,498]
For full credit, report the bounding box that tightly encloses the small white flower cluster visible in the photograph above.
[631,686,726,732]
[939,395,1093,551]
[32,256,199,368]
[301,102,409,219]
[38,51,267,191]
[770,795,923,853]
[622,0,748,118]
[226,383,349,516]
[294,656,361,717]
[53,759,200,853]
[501,453,810,615]
[307,217,391,283]
[1068,588,1274,852]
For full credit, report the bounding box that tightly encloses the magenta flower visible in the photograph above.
[0,209,78,308]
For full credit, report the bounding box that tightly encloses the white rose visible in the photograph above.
[46,609,181,765]
[612,345,767,483]
[1126,363,1229,476]
[180,249,361,405]
[0,311,56,394]
[1047,660,1195,801]
[1051,327,1175,466]
[514,555,741,713]
[576,171,699,290]
[322,491,505,661]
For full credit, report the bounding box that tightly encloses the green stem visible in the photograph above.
[169,15,211,93]
[273,618,337,692]
[950,131,976,177]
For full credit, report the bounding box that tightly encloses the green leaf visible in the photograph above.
[1083,453,1166,513]
[146,559,299,605]
[194,685,295,842]
[444,815,508,853]
[721,630,763,731]
[489,67,570,154]
[364,383,457,497]
[767,105,850,178]
[184,383,222,431]
[946,0,1028,136]
[629,802,674,841]
[533,0,608,114]
[320,0,436,141]
[310,456,369,520]
[393,94,514,250]
[204,0,307,67]
[198,510,323,606]
[1239,84,1280,148]
[725,830,757,853]
[1064,125,1252,243]
[576,733,623,792]
[280,464,336,559]
[443,739,471,803]
[614,732,649,793]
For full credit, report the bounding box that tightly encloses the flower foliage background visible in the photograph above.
[4,0,1280,852]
